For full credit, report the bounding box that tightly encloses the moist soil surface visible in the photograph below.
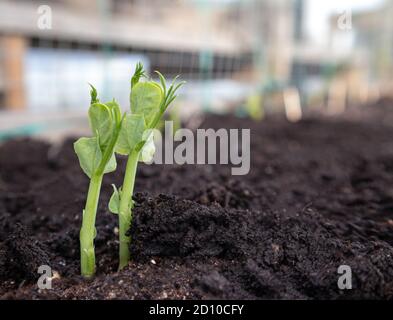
[1,101,393,299]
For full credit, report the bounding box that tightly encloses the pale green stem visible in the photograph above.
[80,174,103,278]
[118,149,140,270]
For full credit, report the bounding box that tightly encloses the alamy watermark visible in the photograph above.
[141,121,250,176]
[337,265,352,290]
[337,9,352,31]
[37,5,52,30]
[37,265,53,290]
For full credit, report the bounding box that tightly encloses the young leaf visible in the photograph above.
[131,62,146,89]
[106,100,122,126]
[139,130,156,163]
[89,84,99,104]
[88,103,113,149]
[149,72,185,129]
[108,184,121,214]
[130,82,163,127]
[115,114,146,155]
[104,153,117,174]
[74,137,102,178]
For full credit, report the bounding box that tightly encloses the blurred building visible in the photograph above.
[329,0,393,88]
[0,0,305,112]
[352,0,393,84]
[0,0,247,111]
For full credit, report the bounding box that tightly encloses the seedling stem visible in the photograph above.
[80,174,102,277]
[118,149,140,269]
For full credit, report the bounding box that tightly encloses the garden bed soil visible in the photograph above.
[1,100,393,299]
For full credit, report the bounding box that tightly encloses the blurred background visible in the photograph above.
[0,0,392,140]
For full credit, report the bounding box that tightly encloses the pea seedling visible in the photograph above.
[109,63,184,270]
[74,86,123,278]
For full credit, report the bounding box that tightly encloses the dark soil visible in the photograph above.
[1,99,393,299]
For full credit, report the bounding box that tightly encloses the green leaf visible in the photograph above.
[108,184,121,214]
[88,103,113,149]
[89,84,99,104]
[149,72,185,129]
[104,153,117,174]
[139,130,156,163]
[106,100,122,126]
[130,82,163,127]
[115,114,146,155]
[74,137,102,178]
[131,62,146,89]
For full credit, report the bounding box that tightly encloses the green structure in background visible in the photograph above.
[247,0,267,120]
[0,124,44,142]
[199,50,214,112]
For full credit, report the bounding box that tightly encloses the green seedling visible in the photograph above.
[74,85,123,278]
[109,63,184,270]
[155,102,181,134]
